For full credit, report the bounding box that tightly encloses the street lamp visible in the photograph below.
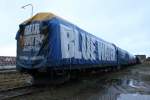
[21,4,33,17]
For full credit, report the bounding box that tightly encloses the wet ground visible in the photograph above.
[5,63,150,100]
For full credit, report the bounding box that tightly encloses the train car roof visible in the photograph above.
[21,12,58,24]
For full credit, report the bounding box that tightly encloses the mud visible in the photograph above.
[8,63,150,100]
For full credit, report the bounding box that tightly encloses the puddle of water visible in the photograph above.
[118,94,150,100]
[128,79,146,89]
[112,78,148,90]
[83,78,150,100]
[72,64,150,100]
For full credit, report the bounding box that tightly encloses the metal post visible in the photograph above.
[21,4,33,17]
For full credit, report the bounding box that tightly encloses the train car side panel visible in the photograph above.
[46,18,118,69]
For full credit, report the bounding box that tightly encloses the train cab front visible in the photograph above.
[15,18,49,74]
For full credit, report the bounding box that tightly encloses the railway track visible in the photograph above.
[0,69,17,74]
[0,78,26,84]
[0,85,44,100]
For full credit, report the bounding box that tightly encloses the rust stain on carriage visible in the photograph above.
[19,35,24,49]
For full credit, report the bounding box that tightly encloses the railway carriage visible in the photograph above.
[16,12,138,83]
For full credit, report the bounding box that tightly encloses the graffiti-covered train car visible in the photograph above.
[16,13,138,83]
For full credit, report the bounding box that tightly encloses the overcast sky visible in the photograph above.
[0,0,150,57]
